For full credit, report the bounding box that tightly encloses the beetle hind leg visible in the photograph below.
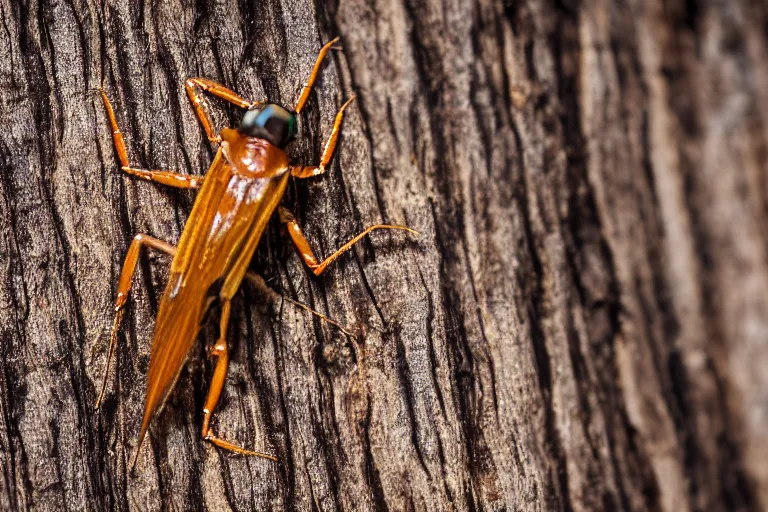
[243,271,357,337]
[96,234,177,408]
[202,299,278,462]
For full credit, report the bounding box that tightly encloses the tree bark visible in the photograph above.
[1,0,767,510]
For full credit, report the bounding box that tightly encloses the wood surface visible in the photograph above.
[0,0,766,510]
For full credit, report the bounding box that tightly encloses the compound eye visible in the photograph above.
[239,104,296,148]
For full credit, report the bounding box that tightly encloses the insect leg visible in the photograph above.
[185,78,264,144]
[96,234,177,408]
[291,96,356,179]
[294,37,342,114]
[95,89,203,189]
[201,299,278,461]
[243,271,356,337]
[278,207,417,276]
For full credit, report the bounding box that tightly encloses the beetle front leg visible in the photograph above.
[95,90,203,189]
[278,207,417,276]
[185,78,264,145]
[201,299,278,462]
[290,96,356,179]
[96,234,177,408]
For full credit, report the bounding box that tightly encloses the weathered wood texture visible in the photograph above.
[0,0,767,510]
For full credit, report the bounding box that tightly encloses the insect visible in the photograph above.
[93,38,415,465]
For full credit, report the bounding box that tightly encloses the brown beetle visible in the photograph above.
[94,38,415,465]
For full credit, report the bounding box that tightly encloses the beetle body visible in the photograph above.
[138,131,289,451]
[94,39,416,465]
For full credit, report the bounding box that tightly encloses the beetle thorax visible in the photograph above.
[220,127,289,178]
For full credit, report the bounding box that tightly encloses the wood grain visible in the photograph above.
[0,0,766,510]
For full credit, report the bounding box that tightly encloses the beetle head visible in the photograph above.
[239,104,297,148]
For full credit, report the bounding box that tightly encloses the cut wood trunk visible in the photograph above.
[0,0,766,510]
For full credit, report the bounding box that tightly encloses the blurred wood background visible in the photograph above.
[0,0,767,510]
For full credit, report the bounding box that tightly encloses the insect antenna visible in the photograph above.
[243,272,357,337]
